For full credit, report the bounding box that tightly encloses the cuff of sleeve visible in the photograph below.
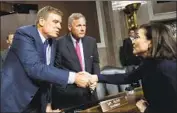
[143,106,149,113]
[97,74,102,81]
[68,72,76,84]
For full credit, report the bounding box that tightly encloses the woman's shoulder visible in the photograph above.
[158,59,176,67]
[144,58,176,72]
[157,59,176,75]
[145,58,176,65]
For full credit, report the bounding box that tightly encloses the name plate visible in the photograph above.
[99,96,128,112]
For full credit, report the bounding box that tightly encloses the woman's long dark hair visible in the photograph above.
[139,23,177,60]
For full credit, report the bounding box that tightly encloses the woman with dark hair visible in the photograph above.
[90,23,177,113]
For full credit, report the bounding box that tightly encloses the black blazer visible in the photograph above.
[98,59,177,113]
[52,34,100,109]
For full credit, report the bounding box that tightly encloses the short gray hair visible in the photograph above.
[35,6,63,25]
[68,13,86,26]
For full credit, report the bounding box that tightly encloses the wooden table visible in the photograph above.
[79,87,144,113]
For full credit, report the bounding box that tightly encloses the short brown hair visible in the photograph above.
[35,6,63,25]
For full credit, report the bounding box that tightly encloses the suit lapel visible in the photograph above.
[66,35,82,71]
[32,25,45,63]
[82,37,89,71]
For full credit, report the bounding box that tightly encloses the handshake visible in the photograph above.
[74,72,99,91]
[46,72,99,113]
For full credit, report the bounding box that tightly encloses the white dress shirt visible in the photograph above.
[70,33,85,71]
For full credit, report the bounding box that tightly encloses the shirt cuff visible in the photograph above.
[68,72,76,84]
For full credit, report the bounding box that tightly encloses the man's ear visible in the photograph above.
[38,17,45,27]
[68,25,71,31]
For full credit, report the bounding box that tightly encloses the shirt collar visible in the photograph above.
[70,33,81,43]
[38,30,47,43]
[130,36,134,41]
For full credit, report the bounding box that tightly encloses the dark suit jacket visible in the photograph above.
[1,25,69,112]
[52,34,100,109]
[1,49,9,62]
[1,49,9,67]
[120,38,141,66]
[98,59,177,113]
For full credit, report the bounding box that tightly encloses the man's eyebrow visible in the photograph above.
[53,20,59,22]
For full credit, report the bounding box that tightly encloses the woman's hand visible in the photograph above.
[136,99,148,113]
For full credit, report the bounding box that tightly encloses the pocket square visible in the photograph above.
[90,56,93,58]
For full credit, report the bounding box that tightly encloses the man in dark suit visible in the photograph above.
[52,13,100,109]
[121,28,141,66]
[1,33,14,65]
[1,6,90,113]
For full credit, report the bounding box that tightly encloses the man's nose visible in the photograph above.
[57,23,62,29]
[81,26,85,31]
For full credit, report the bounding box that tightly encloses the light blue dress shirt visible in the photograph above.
[38,31,76,84]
